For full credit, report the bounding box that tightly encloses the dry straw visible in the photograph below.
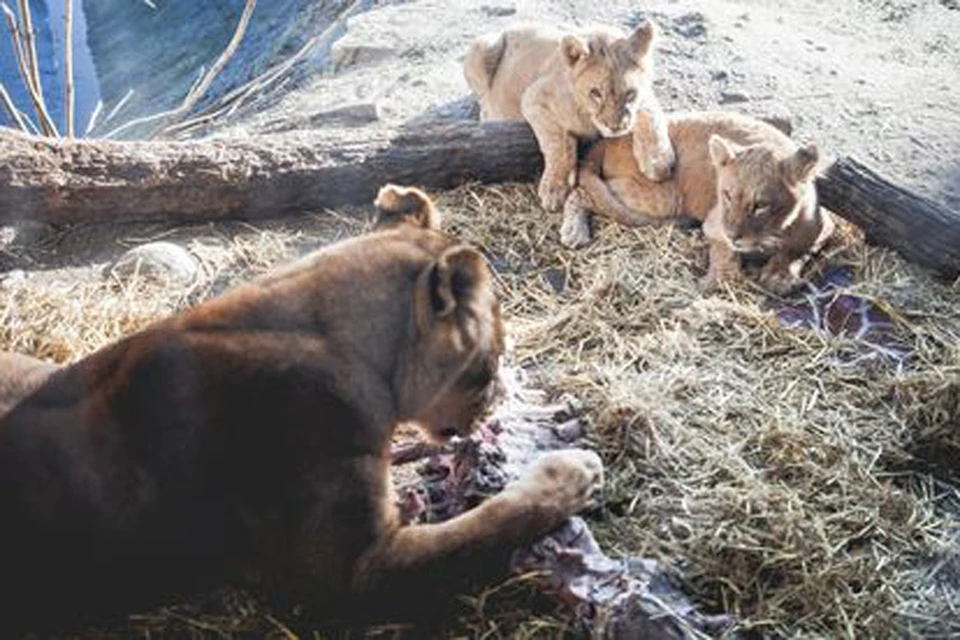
[1,184,958,637]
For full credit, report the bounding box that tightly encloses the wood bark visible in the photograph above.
[816,158,960,281]
[0,120,542,225]
[1,118,958,281]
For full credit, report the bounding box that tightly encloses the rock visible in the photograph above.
[331,42,398,72]
[481,5,516,17]
[107,242,198,287]
[669,11,709,40]
[0,270,27,285]
[307,102,380,127]
[258,103,380,134]
[719,90,751,104]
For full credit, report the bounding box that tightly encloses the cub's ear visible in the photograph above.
[561,35,588,66]
[374,184,442,230]
[629,20,658,61]
[782,143,819,184]
[417,245,491,333]
[709,134,741,168]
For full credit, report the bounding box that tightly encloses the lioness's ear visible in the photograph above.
[374,184,442,230]
[417,246,490,332]
[782,143,819,184]
[629,20,658,61]
[561,35,588,66]
[709,134,740,168]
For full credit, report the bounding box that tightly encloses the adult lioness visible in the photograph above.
[464,21,675,211]
[0,185,602,633]
[562,111,836,293]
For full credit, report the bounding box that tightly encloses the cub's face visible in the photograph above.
[374,185,506,443]
[709,135,820,254]
[562,22,659,138]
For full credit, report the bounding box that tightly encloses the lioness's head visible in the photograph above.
[708,135,820,253]
[561,21,659,138]
[374,185,506,443]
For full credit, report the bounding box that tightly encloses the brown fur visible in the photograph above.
[562,111,836,293]
[463,21,675,212]
[0,185,602,633]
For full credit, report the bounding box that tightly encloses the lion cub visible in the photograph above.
[562,111,836,293]
[464,21,675,212]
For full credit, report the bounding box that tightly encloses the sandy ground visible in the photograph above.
[238,0,960,208]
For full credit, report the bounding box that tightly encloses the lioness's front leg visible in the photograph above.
[521,98,577,212]
[351,449,602,601]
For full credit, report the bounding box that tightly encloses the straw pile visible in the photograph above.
[0,183,958,637]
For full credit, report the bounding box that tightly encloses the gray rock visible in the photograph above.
[719,90,751,104]
[331,43,398,72]
[108,242,198,287]
[307,102,380,127]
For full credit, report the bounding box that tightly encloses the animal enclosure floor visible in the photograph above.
[1,183,959,637]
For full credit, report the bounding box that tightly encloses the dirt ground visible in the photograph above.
[1,0,959,637]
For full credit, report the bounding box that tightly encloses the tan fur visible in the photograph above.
[563,111,836,294]
[374,184,442,230]
[464,21,674,211]
[0,352,59,420]
[0,185,603,632]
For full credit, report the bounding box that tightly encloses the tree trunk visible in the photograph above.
[1,120,958,281]
[0,120,542,225]
[816,158,960,281]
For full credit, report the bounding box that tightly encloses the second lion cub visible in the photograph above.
[562,111,835,294]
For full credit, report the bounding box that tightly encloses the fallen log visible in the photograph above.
[1,120,958,281]
[816,158,960,281]
[0,121,542,225]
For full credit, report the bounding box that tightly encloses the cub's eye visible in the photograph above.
[752,201,770,216]
[624,89,637,103]
[589,88,602,100]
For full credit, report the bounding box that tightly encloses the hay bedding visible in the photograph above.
[1,183,959,636]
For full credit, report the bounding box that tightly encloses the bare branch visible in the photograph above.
[2,2,58,136]
[63,0,74,137]
[0,81,28,132]
[161,0,367,138]
[101,0,256,140]
[14,0,58,136]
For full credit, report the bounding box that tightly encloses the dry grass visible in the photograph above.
[438,184,960,638]
[1,183,959,637]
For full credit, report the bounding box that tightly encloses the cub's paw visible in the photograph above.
[697,272,722,294]
[638,147,677,183]
[538,176,571,212]
[560,206,594,248]
[517,449,604,516]
[760,270,806,296]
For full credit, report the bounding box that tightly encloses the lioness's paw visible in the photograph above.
[518,449,604,516]
[560,208,593,248]
[538,177,571,212]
